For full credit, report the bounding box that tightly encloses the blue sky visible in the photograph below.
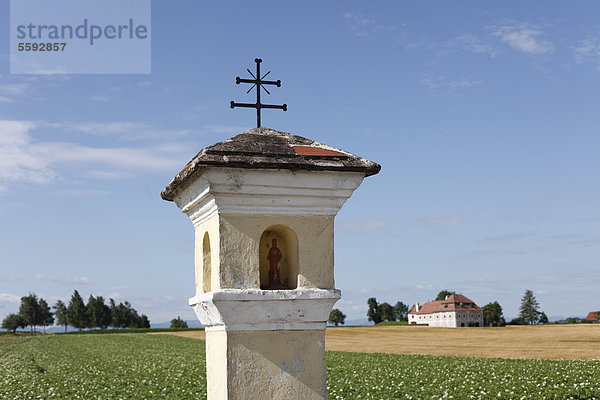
[1,1,599,324]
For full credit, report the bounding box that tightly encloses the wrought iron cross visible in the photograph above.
[230,58,287,128]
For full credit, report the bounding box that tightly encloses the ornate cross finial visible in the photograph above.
[230,58,287,128]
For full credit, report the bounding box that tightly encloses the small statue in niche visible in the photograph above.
[266,238,287,289]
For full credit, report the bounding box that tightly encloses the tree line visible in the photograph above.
[361,289,548,327]
[1,290,150,333]
[367,298,409,324]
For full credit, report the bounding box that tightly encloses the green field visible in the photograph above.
[1,334,599,399]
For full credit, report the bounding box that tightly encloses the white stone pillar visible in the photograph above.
[162,128,380,400]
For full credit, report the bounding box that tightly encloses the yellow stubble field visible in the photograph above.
[152,324,600,360]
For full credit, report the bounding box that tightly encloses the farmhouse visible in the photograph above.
[584,311,600,322]
[408,294,484,327]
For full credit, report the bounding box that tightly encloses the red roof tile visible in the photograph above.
[292,146,346,157]
[584,311,600,321]
[408,294,482,315]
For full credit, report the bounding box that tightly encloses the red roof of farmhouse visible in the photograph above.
[408,294,482,315]
[584,311,600,321]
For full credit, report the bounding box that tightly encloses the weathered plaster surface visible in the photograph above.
[190,288,341,331]
[172,168,365,220]
[206,330,228,399]
[195,213,221,295]
[226,330,327,400]
[219,214,334,289]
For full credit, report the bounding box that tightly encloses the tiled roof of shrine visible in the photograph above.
[161,127,381,201]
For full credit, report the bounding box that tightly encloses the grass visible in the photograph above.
[59,327,204,335]
[0,334,206,400]
[0,332,42,345]
[326,351,600,399]
[0,335,18,345]
[374,321,409,326]
[1,333,599,399]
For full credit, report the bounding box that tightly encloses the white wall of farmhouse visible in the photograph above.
[408,310,483,327]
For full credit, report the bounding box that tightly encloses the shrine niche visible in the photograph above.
[202,232,211,292]
[259,225,298,290]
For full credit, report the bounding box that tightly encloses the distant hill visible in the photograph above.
[151,320,203,329]
[339,318,371,327]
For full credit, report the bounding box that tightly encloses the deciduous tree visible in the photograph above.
[170,316,188,329]
[53,300,69,332]
[435,290,455,301]
[393,301,408,321]
[380,302,395,322]
[328,309,346,326]
[109,298,148,328]
[2,313,25,334]
[539,311,549,324]
[38,298,54,333]
[87,295,112,329]
[367,297,382,324]
[482,301,504,326]
[19,293,42,333]
[138,314,151,329]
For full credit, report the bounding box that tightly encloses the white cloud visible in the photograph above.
[420,76,441,90]
[48,121,198,141]
[35,274,59,282]
[492,25,553,55]
[0,83,31,102]
[573,38,600,69]
[90,95,112,102]
[334,299,364,313]
[49,188,110,196]
[66,276,93,285]
[33,274,94,285]
[0,83,30,96]
[342,12,400,37]
[0,119,191,189]
[342,11,375,36]
[448,79,481,89]
[0,293,21,304]
[416,217,462,226]
[0,120,54,184]
[485,232,535,242]
[450,34,500,57]
[420,75,481,96]
[132,295,176,308]
[49,121,148,136]
[339,220,386,230]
